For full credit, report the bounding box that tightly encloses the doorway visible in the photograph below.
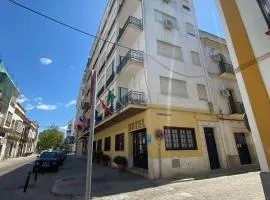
[133,129,148,169]
[204,127,220,170]
[234,133,251,165]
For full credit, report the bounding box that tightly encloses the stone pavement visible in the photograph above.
[0,154,36,176]
[52,157,269,200]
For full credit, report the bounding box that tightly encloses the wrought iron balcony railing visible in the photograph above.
[116,90,146,110]
[117,50,144,74]
[257,0,270,28]
[219,61,234,74]
[117,16,143,42]
[230,101,245,114]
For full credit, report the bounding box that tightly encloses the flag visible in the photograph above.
[106,90,116,106]
[76,124,82,131]
[99,97,110,113]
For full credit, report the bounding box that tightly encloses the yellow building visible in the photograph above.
[216,0,270,172]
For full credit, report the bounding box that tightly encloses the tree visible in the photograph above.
[37,126,64,151]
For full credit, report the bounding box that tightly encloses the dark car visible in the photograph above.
[54,150,66,165]
[33,151,61,172]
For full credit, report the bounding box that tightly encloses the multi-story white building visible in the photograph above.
[76,0,258,179]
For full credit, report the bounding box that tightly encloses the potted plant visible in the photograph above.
[95,151,103,164]
[113,156,127,172]
[101,154,111,167]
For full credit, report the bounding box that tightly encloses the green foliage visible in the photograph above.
[113,156,127,166]
[37,126,64,151]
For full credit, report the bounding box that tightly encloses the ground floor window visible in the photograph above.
[115,133,124,151]
[97,139,102,151]
[104,137,111,151]
[164,127,197,150]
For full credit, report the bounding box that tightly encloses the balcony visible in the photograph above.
[118,0,141,25]
[230,102,245,115]
[117,50,144,83]
[95,90,147,132]
[117,16,143,47]
[219,61,235,79]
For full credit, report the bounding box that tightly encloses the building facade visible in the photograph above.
[0,60,39,160]
[216,0,270,172]
[76,0,258,179]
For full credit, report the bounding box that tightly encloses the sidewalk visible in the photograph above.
[51,158,263,199]
[0,155,36,176]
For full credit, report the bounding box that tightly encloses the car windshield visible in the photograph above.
[40,152,56,159]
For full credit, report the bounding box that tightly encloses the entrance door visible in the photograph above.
[204,128,220,170]
[133,129,148,169]
[234,133,251,165]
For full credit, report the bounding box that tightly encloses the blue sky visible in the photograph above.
[0,0,223,132]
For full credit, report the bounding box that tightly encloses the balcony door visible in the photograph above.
[228,89,236,113]
[133,129,148,169]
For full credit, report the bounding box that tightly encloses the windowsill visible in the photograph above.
[115,150,124,152]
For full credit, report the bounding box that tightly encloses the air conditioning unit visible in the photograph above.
[164,19,173,30]
[163,0,171,3]
[220,89,230,97]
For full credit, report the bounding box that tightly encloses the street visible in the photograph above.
[0,155,267,200]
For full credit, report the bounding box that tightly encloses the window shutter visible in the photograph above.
[160,77,188,97]
[157,40,183,60]
[191,51,201,66]
[197,84,208,101]
[186,23,196,36]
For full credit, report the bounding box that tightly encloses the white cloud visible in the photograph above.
[25,104,35,111]
[60,125,68,131]
[40,57,52,65]
[17,95,29,104]
[34,97,43,102]
[36,104,57,111]
[65,99,76,108]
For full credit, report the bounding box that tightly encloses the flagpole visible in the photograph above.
[85,70,97,200]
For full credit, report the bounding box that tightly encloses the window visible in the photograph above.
[164,127,197,150]
[257,0,270,28]
[106,61,114,80]
[104,137,111,151]
[5,112,12,127]
[157,40,183,60]
[118,87,128,100]
[191,51,201,66]
[160,76,188,97]
[197,84,208,101]
[154,10,177,29]
[97,139,102,151]
[115,133,124,151]
[186,23,196,36]
[183,0,190,11]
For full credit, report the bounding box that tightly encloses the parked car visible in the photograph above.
[33,151,61,172]
[53,150,66,165]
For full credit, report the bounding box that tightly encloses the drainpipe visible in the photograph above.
[158,138,162,179]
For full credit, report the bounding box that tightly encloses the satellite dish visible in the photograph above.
[243,113,251,132]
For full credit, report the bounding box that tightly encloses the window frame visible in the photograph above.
[164,127,197,150]
[191,51,202,66]
[160,76,188,98]
[257,0,270,28]
[104,136,111,151]
[115,133,124,151]
[197,84,208,101]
